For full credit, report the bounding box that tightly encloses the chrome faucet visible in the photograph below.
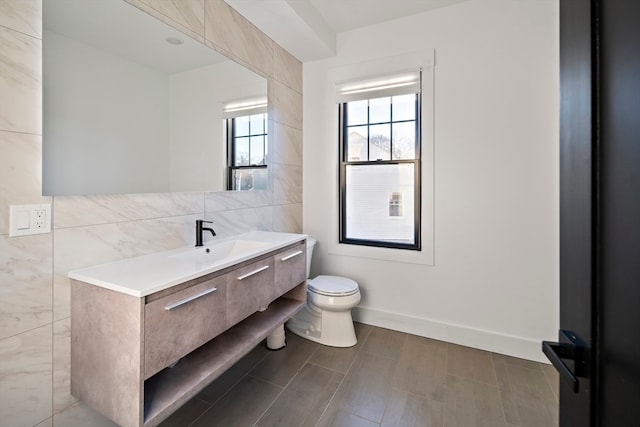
[195,220,216,246]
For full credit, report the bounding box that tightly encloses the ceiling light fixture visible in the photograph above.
[165,37,184,45]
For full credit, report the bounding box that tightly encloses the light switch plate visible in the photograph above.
[9,204,52,236]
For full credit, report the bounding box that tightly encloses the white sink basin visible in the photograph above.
[68,230,307,297]
[170,239,269,265]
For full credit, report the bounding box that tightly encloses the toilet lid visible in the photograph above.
[308,275,359,297]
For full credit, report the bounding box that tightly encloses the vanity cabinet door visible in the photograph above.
[274,242,306,296]
[144,275,226,379]
[226,257,274,328]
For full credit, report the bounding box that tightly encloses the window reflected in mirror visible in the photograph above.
[227,112,268,191]
[222,97,268,191]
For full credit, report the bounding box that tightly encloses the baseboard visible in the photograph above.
[352,306,549,363]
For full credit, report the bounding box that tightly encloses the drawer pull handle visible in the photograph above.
[237,265,270,281]
[281,250,303,262]
[165,287,217,311]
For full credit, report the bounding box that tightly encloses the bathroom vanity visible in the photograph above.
[69,231,307,427]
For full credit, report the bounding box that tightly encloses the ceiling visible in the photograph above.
[224,0,470,62]
[44,0,228,74]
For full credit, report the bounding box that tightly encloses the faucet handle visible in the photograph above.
[195,220,215,246]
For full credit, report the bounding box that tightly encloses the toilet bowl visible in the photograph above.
[286,238,361,347]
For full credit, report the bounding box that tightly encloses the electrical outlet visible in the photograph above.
[33,209,47,229]
[9,204,51,236]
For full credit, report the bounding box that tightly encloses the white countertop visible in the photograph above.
[68,231,307,297]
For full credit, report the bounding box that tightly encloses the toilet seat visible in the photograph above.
[308,275,359,297]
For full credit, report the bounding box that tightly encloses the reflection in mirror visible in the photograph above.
[42,0,268,196]
[224,100,268,191]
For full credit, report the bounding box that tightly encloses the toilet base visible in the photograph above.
[286,303,357,348]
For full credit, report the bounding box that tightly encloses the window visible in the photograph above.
[224,98,268,191]
[338,71,421,250]
[389,192,403,217]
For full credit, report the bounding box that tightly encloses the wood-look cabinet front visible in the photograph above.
[144,275,227,379]
[225,257,275,328]
[274,242,306,296]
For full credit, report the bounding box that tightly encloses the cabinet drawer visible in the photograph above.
[274,242,306,296]
[144,276,226,379]
[226,257,274,328]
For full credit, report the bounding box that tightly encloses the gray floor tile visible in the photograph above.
[197,343,270,404]
[316,407,381,427]
[256,363,343,427]
[352,321,374,343]
[191,376,282,427]
[309,323,372,374]
[308,344,360,374]
[381,388,444,427]
[444,375,506,427]
[494,360,558,427]
[447,343,497,385]
[157,398,210,427]
[541,362,559,402]
[318,350,395,424]
[492,352,543,371]
[249,332,320,386]
[360,326,407,361]
[392,334,447,401]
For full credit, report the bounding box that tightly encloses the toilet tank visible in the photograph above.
[306,238,316,279]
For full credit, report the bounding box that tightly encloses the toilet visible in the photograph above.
[286,238,361,347]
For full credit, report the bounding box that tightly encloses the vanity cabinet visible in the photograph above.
[71,240,306,427]
[144,275,227,379]
[226,258,274,328]
[274,242,307,296]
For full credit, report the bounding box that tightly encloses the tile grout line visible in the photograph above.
[443,342,450,427]
[540,362,560,404]
[251,341,322,426]
[186,348,271,427]
[305,359,352,376]
[312,328,373,427]
[446,372,505,388]
[186,403,212,427]
[491,352,511,426]
[377,332,411,427]
[185,399,215,427]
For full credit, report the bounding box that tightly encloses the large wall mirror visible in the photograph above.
[43,0,268,196]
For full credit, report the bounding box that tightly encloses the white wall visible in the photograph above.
[303,0,559,361]
[43,30,170,195]
[168,61,267,192]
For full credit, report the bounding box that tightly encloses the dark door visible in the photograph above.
[597,0,640,424]
[545,1,640,425]
[547,0,595,425]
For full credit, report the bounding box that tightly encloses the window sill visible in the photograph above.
[327,238,433,266]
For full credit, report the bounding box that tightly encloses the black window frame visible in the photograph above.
[226,113,268,191]
[338,93,422,251]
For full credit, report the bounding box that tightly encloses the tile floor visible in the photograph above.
[156,323,559,427]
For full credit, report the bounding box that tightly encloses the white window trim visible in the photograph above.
[336,69,422,103]
[327,49,435,266]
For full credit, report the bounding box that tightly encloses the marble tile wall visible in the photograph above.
[0,0,303,425]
